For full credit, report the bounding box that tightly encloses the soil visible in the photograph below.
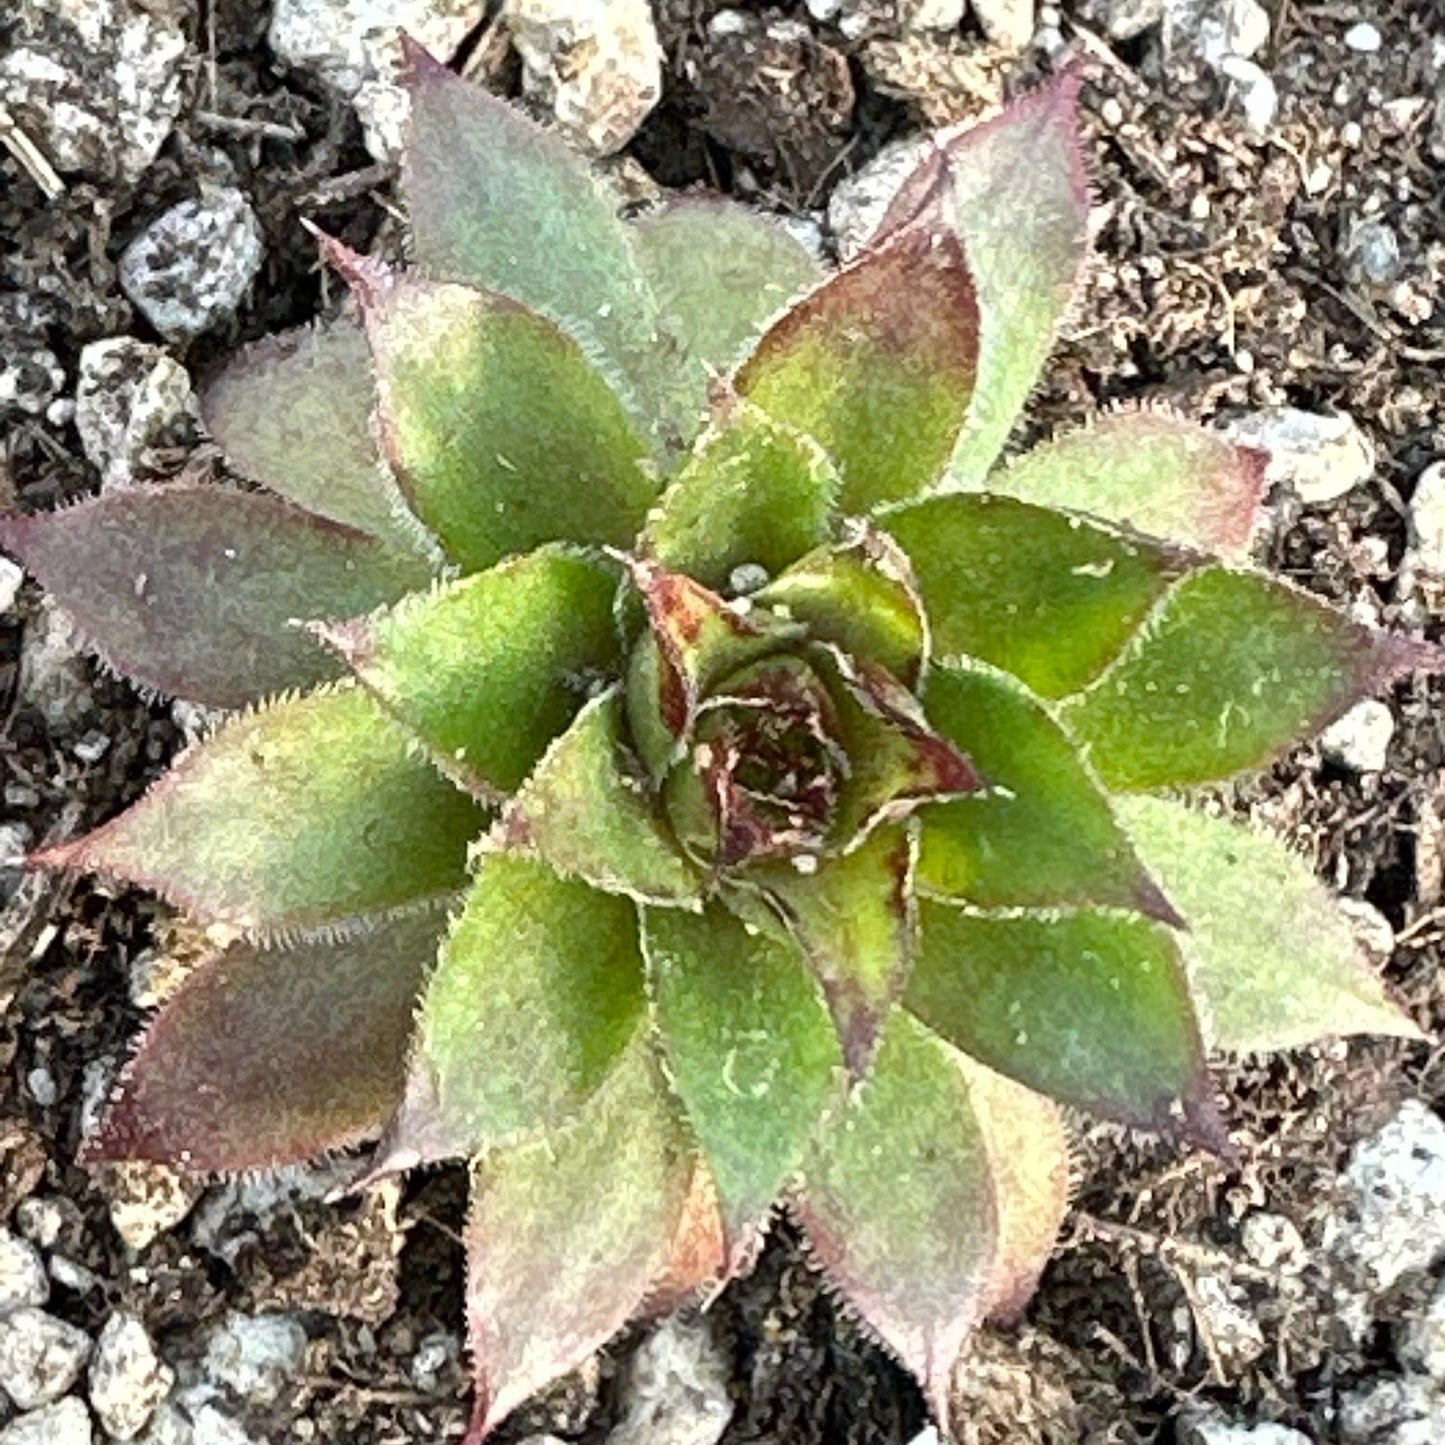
[2,1,1445,1443]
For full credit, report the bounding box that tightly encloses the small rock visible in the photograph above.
[1191,0,1271,64]
[1239,1213,1308,1275]
[1337,1100,1445,1294]
[505,0,663,155]
[1339,1375,1445,1443]
[187,1405,257,1445]
[609,1316,732,1445]
[100,1163,202,1255]
[408,1332,459,1393]
[1218,56,1277,132]
[1320,700,1395,774]
[1344,220,1403,288]
[202,1313,306,1407]
[74,339,198,491]
[1401,1280,1445,1381]
[1190,1271,1266,1370]
[0,1397,94,1445]
[0,346,66,418]
[0,1230,49,1314]
[1106,0,1164,40]
[826,137,928,260]
[119,190,264,344]
[13,1202,66,1254]
[904,0,966,31]
[0,558,24,615]
[1337,899,1396,969]
[1180,1417,1314,1445]
[88,1313,173,1441]
[904,1431,941,1445]
[969,0,1033,51]
[1343,21,1382,54]
[0,1309,92,1412]
[1405,461,1445,581]
[1225,407,1375,504]
[44,1260,97,1298]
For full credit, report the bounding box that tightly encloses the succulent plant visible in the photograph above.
[4,45,1434,1440]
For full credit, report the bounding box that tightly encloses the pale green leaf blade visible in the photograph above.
[1115,795,1424,1054]
[644,901,841,1242]
[35,685,484,933]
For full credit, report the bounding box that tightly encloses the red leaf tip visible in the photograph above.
[398,32,453,87]
[307,226,394,311]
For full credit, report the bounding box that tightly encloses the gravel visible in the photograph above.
[201,1314,307,1408]
[608,1316,733,1445]
[1400,1281,1445,1382]
[1320,700,1396,774]
[1405,460,1445,581]
[1180,1419,1314,1445]
[826,137,927,260]
[0,1309,92,1412]
[1339,1375,1445,1443]
[1225,406,1376,504]
[968,0,1034,52]
[87,1313,173,1441]
[74,339,198,491]
[0,1397,94,1445]
[0,1231,49,1315]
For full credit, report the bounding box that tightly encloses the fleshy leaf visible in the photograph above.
[632,197,824,377]
[321,548,621,798]
[503,688,702,907]
[397,853,646,1164]
[758,524,928,687]
[744,824,918,1076]
[401,40,700,450]
[907,904,1222,1145]
[464,1036,691,1442]
[35,686,483,933]
[794,1011,996,1428]
[643,902,841,1243]
[918,661,1179,921]
[201,316,429,555]
[734,227,980,512]
[0,486,431,709]
[84,907,449,1172]
[1059,567,1439,790]
[881,493,1186,698]
[874,70,1089,485]
[328,251,658,574]
[639,402,840,592]
[983,411,1268,559]
[1115,795,1425,1053]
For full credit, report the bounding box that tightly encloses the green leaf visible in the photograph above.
[401,40,700,451]
[794,1011,997,1428]
[35,685,483,934]
[735,228,980,512]
[643,902,841,1242]
[882,493,1185,698]
[983,411,1268,559]
[83,907,448,1172]
[907,904,1222,1145]
[0,485,432,709]
[632,197,824,377]
[465,1035,691,1440]
[918,662,1179,921]
[744,824,918,1076]
[327,251,658,574]
[640,402,840,592]
[395,853,647,1165]
[200,316,430,556]
[757,524,927,687]
[504,688,702,907]
[874,70,1089,485]
[1115,796,1424,1054]
[1058,567,1437,790]
[321,548,621,798]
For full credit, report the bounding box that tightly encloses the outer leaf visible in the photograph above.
[503,688,702,907]
[83,907,449,1171]
[201,316,428,555]
[984,412,1268,559]
[464,1037,691,1442]
[919,661,1179,922]
[322,548,621,798]
[401,40,700,450]
[0,486,431,709]
[398,853,646,1163]
[882,493,1185,698]
[794,1011,997,1428]
[734,227,980,513]
[643,902,841,1243]
[632,197,824,376]
[758,524,928,687]
[1115,796,1424,1053]
[35,686,483,933]
[745,824,918,1076]
[907,904,1222,1146]
[332,252,657,574]
[874,70,1089,485]
[1059,567,1438,790]
[639,402,840,592]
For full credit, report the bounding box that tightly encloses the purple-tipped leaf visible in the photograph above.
[85,906,449,1172]
[735,227,980,512]
[0,486,431,708]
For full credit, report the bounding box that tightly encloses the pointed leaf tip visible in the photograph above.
[310,229,394,311]
[398,31,451,83]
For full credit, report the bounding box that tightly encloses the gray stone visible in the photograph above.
[1218,55,1277,132]
[202,1314,306,1407]
[505,0,664,156]
[1344,220,1403,288]
[1107,0,1164,40]
[826,137,929,261]
[18,601,92,729]
[1180,1418,1314,1445]
[1405,461,1445,582]
[1320,700,1395,774]
[13,1202,65,1254]
[187,1405,257,1445]
[1225,407,1375,504]
[1339,1376,1445,1443]
[1187,0,1270,64]
[119,190,264,343]
[0,1398,93,1445]
[88,1313,173,1441]
[969,0,1033,51]
[1189,1272,1266,1370]
[0,1230,49,1315]
[1239,1213,1307,1275]
[1400,1280,1445,1381]
[0,345,65,418]
[1337,899,1396,969]
[0,1309,91,1412]
[74,339,197,491]
[610,1316,732,1445]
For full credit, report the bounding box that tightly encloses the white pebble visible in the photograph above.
[0,1230,49,1314]
[1343,21,1382,53]
[88,1313,173,1441]
[0,1397,94,1445]
[1320,700,1395,774]
[0,1309,92,1412]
